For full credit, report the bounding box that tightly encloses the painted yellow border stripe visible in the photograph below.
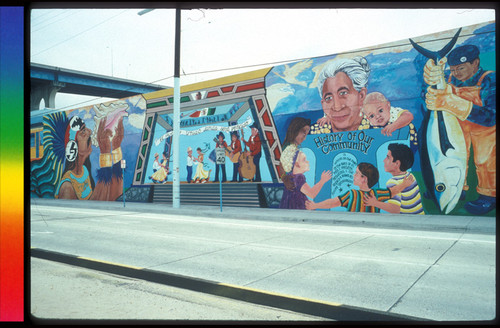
[144,67,272,100]
[219,282,343,307]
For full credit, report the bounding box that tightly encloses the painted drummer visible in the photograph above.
[424,44,496,214]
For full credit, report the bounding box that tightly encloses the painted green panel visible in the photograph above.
[147,101,168,109]
[167,96,190,103]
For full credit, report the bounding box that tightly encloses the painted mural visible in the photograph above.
[30,95,147,201]
[30,21,495,217]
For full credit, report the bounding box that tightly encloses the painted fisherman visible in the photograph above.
[424,44,496,214]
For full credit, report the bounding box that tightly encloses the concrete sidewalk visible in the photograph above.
[30,197,495,235]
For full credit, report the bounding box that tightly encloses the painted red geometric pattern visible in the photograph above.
[236,82,265,93]
[261,111,272,127]
[207,90,220,98]
[221,86,234,93]
[255,99,264,113]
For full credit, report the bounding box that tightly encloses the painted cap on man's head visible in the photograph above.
[448,45,479,66]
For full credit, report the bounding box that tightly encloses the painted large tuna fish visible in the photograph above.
[410,29,467,214]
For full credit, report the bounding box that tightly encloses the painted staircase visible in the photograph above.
[152,182,265,208]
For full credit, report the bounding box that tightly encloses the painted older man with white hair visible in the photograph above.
[311,56,371,134]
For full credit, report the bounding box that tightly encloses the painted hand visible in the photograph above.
[282,174,295,191]
[381,124,397,136]
[111,117,124,150]
[97,117,113,153]
[363,192,378,207]
[320,170,332,183]
[317,115,333,127]
[423,57,447,87]
[425,85,472,121]
[305,200,316,210]
[401,174,415,189]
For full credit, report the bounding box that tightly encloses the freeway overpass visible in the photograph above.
[30,62,170,111]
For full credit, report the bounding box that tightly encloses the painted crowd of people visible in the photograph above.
[180,122,263,184]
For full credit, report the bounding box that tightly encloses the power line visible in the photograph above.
[31,9,129,58]
[41,28,494,110]
[30,8,64,23]
[31,9,82,32]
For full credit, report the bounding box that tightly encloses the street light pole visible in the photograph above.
[138,8,181,208]
[106,46,114,76]
[172,8,181,208]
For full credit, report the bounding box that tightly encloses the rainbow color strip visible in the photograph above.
[0,6,24,322]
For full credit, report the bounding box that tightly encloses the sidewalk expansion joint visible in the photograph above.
[387,238,460,313]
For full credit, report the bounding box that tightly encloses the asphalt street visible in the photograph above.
[30,198,496,323]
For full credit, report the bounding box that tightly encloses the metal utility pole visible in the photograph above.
[172,8,181,208]
[138,7,181,208]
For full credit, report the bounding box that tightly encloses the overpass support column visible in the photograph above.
[30,81,64,110]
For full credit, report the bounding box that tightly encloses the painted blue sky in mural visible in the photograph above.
[268,22,496,126]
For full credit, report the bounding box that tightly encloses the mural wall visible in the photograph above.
[30,21,495,217]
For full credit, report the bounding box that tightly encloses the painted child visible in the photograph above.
[361,92,418,148]
[279,146,332,209]
[306,162,411,213]
[278,117,311,191]
[372,143,424,214]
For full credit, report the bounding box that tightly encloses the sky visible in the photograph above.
[29,5,496,110]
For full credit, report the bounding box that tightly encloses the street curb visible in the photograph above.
[30,198,496,234]
[31,247,429,322]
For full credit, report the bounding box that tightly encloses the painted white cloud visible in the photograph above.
[266,83,295,112]
[128,113,145,129]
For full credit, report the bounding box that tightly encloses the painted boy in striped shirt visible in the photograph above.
[377,143,425,214]
[306,162,410,213]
